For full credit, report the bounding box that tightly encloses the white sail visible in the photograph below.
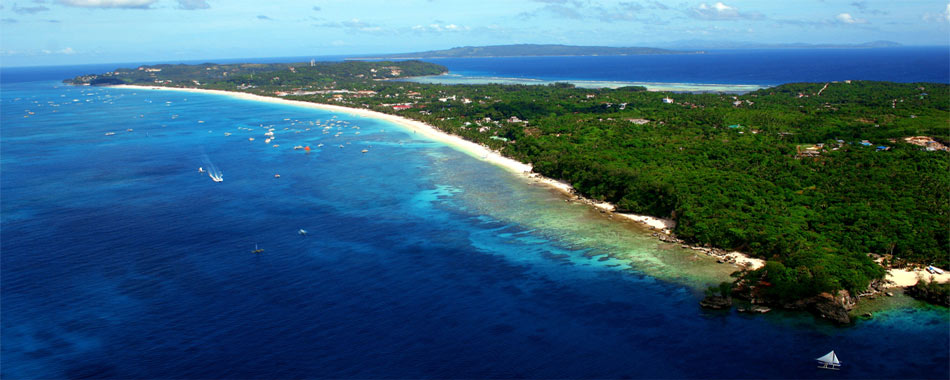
[816,351,840,365]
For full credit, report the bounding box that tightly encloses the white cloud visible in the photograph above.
[689,2,761,20]
[922,3,950,23]
[39,47,76,54]
[317,18,386,33]
[411,23,470,33]
[342,18,382,32]
[836,12,867,24]
[177,0,209,10]
[56,0,157,9]
[13,4,51,14]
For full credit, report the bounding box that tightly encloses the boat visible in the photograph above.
[298,229,308,236]
[274,174,280,178]
[202,155,223,182]
[816,350,841,370]
[251,244,264,254]
[361,149,369,153]
[198,167,205,173]
[926,266,944,274]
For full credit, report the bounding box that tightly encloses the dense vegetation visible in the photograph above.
[67,60,447,86]
[906,276,950,306]
[68,61,950,302]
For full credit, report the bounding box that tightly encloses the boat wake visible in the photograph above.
[201,154,224,182]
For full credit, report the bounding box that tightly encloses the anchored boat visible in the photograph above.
[816,350,841,370]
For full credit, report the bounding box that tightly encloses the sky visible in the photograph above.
[1,0,948,66]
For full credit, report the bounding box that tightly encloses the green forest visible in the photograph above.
[69,60,950,302]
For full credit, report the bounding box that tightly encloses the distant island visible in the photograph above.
[353,44,700,59]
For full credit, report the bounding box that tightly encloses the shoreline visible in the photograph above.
[108,84,804,274]
[397,74,766,93]
[884,267,950,288]
[113,84,949,295]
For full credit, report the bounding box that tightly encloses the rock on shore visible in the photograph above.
[699,295,733,309]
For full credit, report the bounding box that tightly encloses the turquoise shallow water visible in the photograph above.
[1,79,948,379]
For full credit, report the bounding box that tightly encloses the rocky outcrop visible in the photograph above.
[737,305,771,314]
[700,295,732,309]
[730,273,859,324]
[780,290,857,324]
[905,281,950,307]
[809,291,857,324]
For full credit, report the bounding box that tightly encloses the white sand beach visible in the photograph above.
[116,85,762,270]
[885,268,950,287]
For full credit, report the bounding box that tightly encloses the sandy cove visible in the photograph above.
[115,85,780,272]
[886,269,950,287]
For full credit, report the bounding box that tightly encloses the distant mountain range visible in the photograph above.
[355,44,700,59]
[659,40,904,50]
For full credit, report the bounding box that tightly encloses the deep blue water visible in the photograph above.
[2,70,949,378]
[420,47,950,87]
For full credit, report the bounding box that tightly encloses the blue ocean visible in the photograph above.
[406,47,950,90]
[2,57,949,379]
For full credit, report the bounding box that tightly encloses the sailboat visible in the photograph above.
[816,350,841,370]
[251,244,264,254]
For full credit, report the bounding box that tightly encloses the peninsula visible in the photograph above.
[351,44,700,59]
[68,60,950,323]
